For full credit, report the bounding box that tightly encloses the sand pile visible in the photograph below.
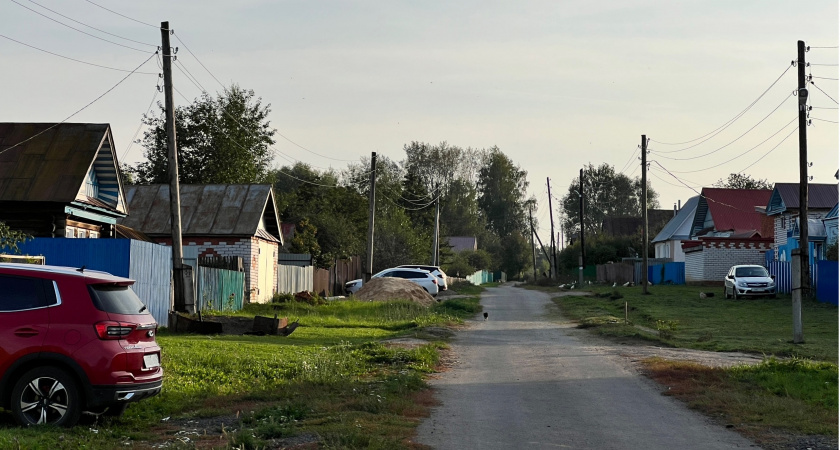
[354,277,435,307]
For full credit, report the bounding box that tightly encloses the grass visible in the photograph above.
[0,291,483,449]
[643,357,838,444]
[549,284,838,362]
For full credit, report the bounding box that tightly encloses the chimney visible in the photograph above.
[673,203,677,216]
[678,199,681,210]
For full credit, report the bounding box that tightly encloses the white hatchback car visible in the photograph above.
[724,265,777,299]
[345,267,439,296]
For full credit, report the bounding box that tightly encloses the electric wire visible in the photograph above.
[618,145,641,174]
[811,76,839,81]
[808,46,839,49]
[808,63,839,66]
[651,94,793,160]
[170,31,358,163]
[811,117,838,124]
[120,87,160,161]
[0,52,157,156]
[651,161,760,214]
[809,80,839,104]
[26,0,157,48]
[82,0,157,28]
[0,33,157,74]
[650,64,792,147]
[664,118,798,174]
[10,0,149,52]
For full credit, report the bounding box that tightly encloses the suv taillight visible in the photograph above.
[432,279,438,285]
[94,321,136,340]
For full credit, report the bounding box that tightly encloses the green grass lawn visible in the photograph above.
[551,285,838,362]
[0,293,483,449]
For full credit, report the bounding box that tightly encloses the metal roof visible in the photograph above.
[652,196,699,243]
[120,184,282,242]
[0,123,126,214]
[765,183,838,215]
[692,188,772,236]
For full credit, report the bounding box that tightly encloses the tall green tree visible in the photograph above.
[560,163,659,242]
[477,148,530,237]
[713,173,773,190]
[129,84,275,184]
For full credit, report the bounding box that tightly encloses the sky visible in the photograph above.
[1,0,837,242]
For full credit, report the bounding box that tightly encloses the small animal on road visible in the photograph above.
[483,312,489,321]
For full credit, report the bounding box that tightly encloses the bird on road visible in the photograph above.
[483,312,489,321]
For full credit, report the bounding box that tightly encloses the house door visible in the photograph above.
[257,241,275,303]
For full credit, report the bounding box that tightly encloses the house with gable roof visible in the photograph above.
[764,183,838,263]
[652,196,699,262]
[120,184,283,303]
[682,188,773,283]
[0,123,128,238]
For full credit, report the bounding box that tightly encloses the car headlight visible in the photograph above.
[736,280,747,287]
[769,280,776,287]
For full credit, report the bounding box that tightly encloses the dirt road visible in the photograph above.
[414,285,758,450]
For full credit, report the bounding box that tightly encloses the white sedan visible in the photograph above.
[724,265,777,299]
[345,267,439,296]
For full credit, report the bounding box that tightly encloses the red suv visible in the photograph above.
[0,263,163,426]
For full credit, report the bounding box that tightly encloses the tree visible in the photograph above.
[477,148,530,237]
[713,173,773,190]
[560,163,659,242]
[289,218,321,261]
[129,84,275,184]
[0,221,30,254]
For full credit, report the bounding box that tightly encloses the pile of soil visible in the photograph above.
[354,277,435,306]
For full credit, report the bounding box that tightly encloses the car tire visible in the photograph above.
[733,290,739,301]
[724,287,730,299]
[11,367,82,427]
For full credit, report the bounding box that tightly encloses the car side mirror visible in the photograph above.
[771,275,776,280]
[726,275,734,279]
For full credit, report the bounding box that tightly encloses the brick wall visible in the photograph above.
[684,238,772,282]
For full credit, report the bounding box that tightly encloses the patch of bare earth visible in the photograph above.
[353,277,436,306]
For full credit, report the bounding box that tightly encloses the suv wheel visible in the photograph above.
[11,367,82,427]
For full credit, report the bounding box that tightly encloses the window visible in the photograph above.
[88,284,146,315]
[0,275,54,311]
[66,227,76,238]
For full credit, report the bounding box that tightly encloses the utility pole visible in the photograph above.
[161,21,191,313]
[432,184,440,266]
[641,135,649,294]
[529,205,537,281]
[365,152,377,281]
[579,168,585,285]
[797,40,811,298]
[547,177,556,279]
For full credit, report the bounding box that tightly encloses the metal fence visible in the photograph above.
[277,264,313,294]
[197,265,245,311]
[647,262,686,285]
[767,261,818,295]
[815,260,838,305]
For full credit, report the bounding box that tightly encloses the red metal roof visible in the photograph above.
[701,188,773,234]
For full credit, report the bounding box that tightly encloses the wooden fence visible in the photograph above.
[596,263,634,284]
[197,265,245,312]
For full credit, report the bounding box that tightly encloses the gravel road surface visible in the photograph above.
[414,284,759,450]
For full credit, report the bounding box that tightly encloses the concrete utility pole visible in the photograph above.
[365,152,377,281]
[161,21,191,313]
[791,249,804,343]
[547,177,556,279]
[641,135,649,294]
[796,40,811,297]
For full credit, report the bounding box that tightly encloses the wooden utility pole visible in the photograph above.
[365,152,377,281]
[579,168,585,283]
[547,177,556,279]
[641,135,649,294]
[432,184,440,266]
[529,205,537,281]
[796,40,811,297]
[161,21,190,313]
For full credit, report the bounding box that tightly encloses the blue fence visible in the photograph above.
[197,266,245,312]
[647,262,685,285]
[466,270,496,285]
[816,260,838,305]
[16,238,172,326]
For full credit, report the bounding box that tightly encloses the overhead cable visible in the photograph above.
[0,33,157,74]
[26,0,157,47]
[82,0,157,28]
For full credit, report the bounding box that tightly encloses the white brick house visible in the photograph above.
[683,238,773,283]
[120,184,283,303]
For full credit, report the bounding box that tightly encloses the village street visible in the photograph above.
[414,285,758,450]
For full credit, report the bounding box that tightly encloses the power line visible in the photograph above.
[82,0,157,28]
[0,52,157,156]
[811,117,838,124]
[651,161,761,215]
[651,93,792,160]
[120,86,160,162]
[650,64,792,147]
[618,145,641,174]
[10,0,149,52]
[26,0,157,48]
[169,30,358,163]
[0,33,158,74]
[809,80,839,104]
[663,120,798,174]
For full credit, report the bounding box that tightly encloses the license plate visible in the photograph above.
[143,353,160,369]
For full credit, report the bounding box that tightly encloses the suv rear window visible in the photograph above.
[0,275,56,311]
[87,284,147,315]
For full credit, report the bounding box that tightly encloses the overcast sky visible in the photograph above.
[1,0,837,239]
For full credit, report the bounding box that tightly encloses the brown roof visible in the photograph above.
[120,184,282,242]
[773,183,837,210]
[0,123,124,214]
[601,210,673,237]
